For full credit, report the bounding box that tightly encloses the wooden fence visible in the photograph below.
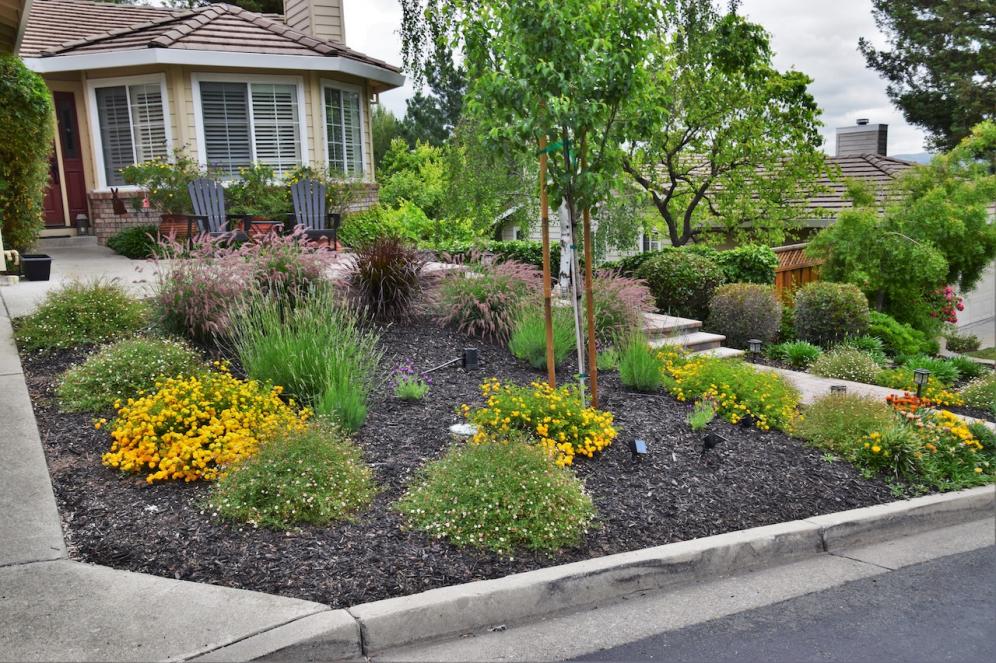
[773,243,822,301]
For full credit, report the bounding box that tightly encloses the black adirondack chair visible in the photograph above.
[187,178,249,243]
[289,179,341,249]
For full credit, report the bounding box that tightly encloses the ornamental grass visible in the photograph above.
[396,436,596,554]
[101,365,309,484]
[462,378,616,467]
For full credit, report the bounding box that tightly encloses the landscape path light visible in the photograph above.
[747,339,763,362]
[914,368,931,398]
[831,384,847,395]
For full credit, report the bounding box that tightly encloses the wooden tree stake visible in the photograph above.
[539,134,556,387]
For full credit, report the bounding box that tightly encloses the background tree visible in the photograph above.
[401,45,466,146]
[859,0,995,153]
[623,0,826,247]
[372,106,403,171]
[807,121,996,333]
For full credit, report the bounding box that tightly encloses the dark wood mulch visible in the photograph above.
[21,319,895,609]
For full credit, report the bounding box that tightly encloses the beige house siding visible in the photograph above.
[283,0,344,44]
[40,62,377,241]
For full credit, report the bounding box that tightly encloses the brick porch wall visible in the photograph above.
[88,190,161,245]
[87,182,379,245]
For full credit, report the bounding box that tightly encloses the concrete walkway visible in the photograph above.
[1,243,159,318]
[758,365,904,405]
[0,264,361,662]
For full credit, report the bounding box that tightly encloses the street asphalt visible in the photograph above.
[575,546,996,663]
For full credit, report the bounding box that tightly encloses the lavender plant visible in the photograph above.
[393,359,431,401]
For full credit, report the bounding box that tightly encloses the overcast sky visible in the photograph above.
[344,0,930,156]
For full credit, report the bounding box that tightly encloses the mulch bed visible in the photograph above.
[21,318,895,609]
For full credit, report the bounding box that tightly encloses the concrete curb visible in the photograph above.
[345,486,995,656]
[189,610,361,662]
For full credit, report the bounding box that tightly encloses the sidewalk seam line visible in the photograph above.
[179,607,333,661]
[826,550,896,572]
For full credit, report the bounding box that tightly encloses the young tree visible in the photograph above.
[859,0,995,152]
[622,0,826,247]
[401,0,669,404]
[808,121,996,332]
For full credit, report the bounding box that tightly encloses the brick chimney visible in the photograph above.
[836,118,888,157]
[283,0,345,45]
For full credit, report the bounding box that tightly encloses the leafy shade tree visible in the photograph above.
[807,121,996,333]
[0,56,54,251]
[859,0,995,153]
[442,116,538,238]
[623,1,826,247]
[378,138,448,220]
[372,105,403,171]
[401,45,466,146]
[402,0,669,405]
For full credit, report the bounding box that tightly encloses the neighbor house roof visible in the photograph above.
[18,0,402,87]
[806,154,916,222]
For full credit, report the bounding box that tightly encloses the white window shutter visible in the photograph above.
[129,84,168,163]
[95,86,135,186]
[250,83,301,176]
[200,82,252,178]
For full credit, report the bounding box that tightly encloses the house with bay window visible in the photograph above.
[17,0,403,242]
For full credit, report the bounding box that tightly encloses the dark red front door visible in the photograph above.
[43,91,88,228]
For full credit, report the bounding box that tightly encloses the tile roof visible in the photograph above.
[807,154,916,220]
[19,0,399,72]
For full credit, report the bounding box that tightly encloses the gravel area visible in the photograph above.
[21,318,895,608]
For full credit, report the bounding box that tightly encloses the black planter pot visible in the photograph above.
[20,254,53,281]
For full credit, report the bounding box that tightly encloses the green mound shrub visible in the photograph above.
[868,311,936,356]
[766,340,822,368]
[796,394,897,458]
[397,437,596,554]
[810,348,881,383]
[57,337,203,412]
[793,282,870,346]
[106,225,161,259]
[509,305,575,370]
[638,250,725,320]
[836,335,888,366]
[0,56,54,251]
[14,281,148,352]
[706,283,781,349]
[944,329,981,354]
[899,355,961,386]
[708,244,778,284]
[209,423,377,530]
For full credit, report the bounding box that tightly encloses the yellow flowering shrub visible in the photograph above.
[859,409,993,489]
[657,348,799,431]
[101,365,310,484]
[462,378,616,467]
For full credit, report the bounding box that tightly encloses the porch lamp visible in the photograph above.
[747,339,763,362]
[914,368,931,398]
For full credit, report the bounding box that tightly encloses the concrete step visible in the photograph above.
[649,331,726,353]
[37,235,97,249]
[692,346,745,359]
[641,313,702,338]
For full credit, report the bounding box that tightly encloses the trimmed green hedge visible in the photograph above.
[0,56,54,251]
[612,244,777,285]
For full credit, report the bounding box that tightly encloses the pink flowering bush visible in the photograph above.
[153,229,332,341]
[927,286,965,324]
[591,270,655,343]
